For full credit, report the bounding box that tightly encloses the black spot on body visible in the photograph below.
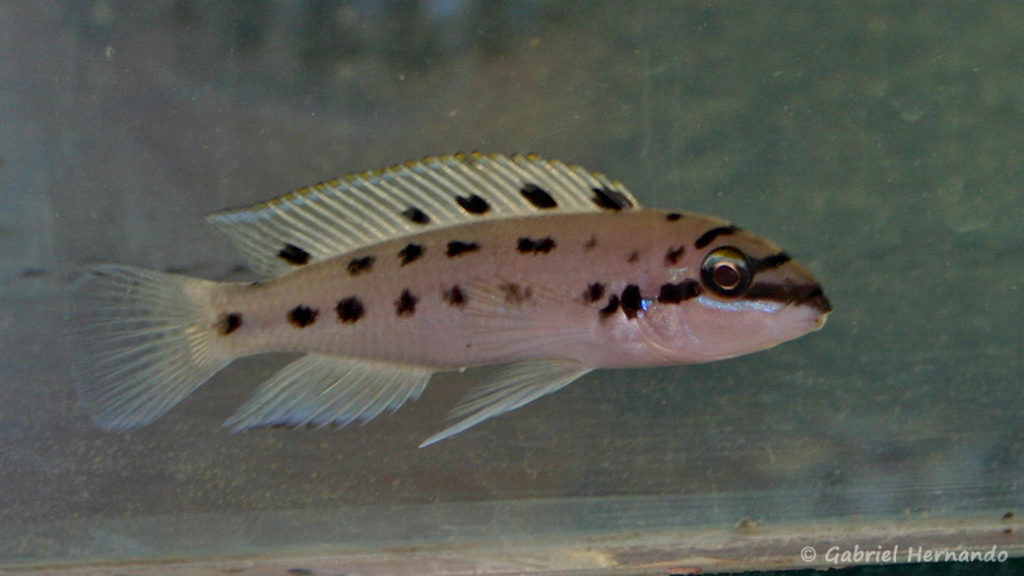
[347,255,375,276]
[443,284,467,307]
[666,212,683,221]
[217,312,242,335]
[627,251,641,264]
[665,245,686,266]
[398,243,424,265]
[599,295,620,318]
[584,236,598,251]
[520,183,558,208]
[446,240,480,257]
[585,282,605,303]
[517,236,556,254]
[402,207,431,225]
[695,225,739,249]
[278,244,311,266]
[395,289,418,317]
[658,280,700,304]
[288,305,318,328]
[620,284,644,319]
[335,297,365,323]
[456,194,491,214]
[591,187,633,211]
[499,282,532,305]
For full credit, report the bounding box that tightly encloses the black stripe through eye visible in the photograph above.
[658,280,700,304]
[753,251,791,272]
[744,282,832,313]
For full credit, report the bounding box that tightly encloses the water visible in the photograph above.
[1,2,1020,573]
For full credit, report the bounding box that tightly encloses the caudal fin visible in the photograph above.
[66,265,231,429]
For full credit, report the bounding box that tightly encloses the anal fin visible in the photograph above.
[420,359,591,447]
[225,354,435,431]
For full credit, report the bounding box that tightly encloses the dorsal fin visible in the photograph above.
[207,153,640,276]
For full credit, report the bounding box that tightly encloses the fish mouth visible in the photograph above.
[801,286,833,315]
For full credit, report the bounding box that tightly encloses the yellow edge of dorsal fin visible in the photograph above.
[206,152,640,277]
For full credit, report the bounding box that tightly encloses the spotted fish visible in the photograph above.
[67,153,831,446]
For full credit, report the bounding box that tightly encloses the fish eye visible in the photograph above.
[701,246,752,296]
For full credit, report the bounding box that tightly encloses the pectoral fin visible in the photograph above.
[420,359,591,447]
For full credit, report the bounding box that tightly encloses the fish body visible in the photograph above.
[68,153,831,446]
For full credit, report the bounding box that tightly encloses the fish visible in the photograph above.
[66,152,831,447]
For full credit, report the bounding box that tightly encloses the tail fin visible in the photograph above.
[66,264,232,429]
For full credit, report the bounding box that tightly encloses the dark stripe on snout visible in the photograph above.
[658,280,700,304]
[745,283,832,314]
[752,251,791,272]
[694,225,738,249]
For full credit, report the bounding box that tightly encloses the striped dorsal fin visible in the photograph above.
[206,152,640,276]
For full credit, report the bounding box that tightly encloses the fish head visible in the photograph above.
[643,225,832,364]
